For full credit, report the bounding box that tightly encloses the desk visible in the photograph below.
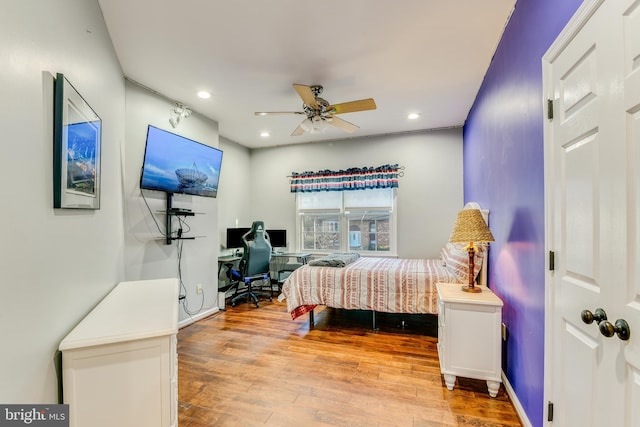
[270,252,311,277]
[270,252,311,264]
[270,253,311,292]
[217,252,310,293]
[217,253,309,266]
[218,254,241,263]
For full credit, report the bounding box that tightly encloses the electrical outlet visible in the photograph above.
[502,322,508,341]
[196,284,202,294]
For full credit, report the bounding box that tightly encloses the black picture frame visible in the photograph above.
[53,73,102,209]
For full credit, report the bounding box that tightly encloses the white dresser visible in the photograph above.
[436,282,503,397]
[59,278,179,427]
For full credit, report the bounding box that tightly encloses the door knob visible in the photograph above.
[599,319,631,341]
[581,308,607,325]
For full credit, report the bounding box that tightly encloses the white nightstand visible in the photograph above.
[436,282,504,397]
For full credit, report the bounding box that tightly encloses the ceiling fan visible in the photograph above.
[255,84,376,136]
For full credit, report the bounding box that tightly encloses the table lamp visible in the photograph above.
[449,209,495,293]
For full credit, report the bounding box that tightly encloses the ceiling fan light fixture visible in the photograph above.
[300,116,329,134]
[300,118,314,132]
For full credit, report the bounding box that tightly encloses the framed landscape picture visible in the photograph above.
[53,73,102,209]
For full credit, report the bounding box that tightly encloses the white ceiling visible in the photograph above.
[98,0,515,149]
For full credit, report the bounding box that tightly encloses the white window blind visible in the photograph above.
[296,188,396,254]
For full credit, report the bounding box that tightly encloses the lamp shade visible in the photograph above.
[449,209,495,243]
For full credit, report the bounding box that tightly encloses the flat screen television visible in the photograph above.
[140,125,223,198]
[226,227,251,249]
[266,229,287,249]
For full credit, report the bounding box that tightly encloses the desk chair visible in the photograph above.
[228,221,272,307]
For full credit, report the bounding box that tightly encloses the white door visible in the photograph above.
[544,0,640,425]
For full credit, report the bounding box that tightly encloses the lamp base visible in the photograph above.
[462,285,482,293]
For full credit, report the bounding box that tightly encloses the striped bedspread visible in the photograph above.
[280,257,459,319]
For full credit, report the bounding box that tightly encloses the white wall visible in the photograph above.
[217,136,252,254]
[122,81,221,323]
[248,129,464,258]
[0,0,125,403]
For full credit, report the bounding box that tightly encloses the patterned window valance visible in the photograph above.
[290,164,402,193]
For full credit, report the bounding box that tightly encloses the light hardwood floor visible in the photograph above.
[177,299,522,426]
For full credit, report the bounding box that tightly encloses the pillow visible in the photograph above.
[441,243,487,283]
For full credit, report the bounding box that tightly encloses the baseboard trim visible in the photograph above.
[178,306,219,329]
[502,371,532,427]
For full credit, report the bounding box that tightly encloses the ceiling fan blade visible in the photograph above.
[327,98,377,115]
[293,84,319,109]
[255,111,304,116]
[328,116,359,133]
[291,125,306,136]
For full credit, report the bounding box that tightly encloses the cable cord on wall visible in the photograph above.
[140,189,168,238]
[174,215,191,235]
[140,189,192,239]
[177,239,204,316]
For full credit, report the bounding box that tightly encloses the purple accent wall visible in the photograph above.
[463,0,581,425]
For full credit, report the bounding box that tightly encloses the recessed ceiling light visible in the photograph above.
[197,91,211,99]
[260,132,270,137]
[408,113,420,120]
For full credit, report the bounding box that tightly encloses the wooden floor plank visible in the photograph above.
[178,300,522,426]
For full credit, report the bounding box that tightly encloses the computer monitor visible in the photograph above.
[226,227,250,249]
[266,229,287,250]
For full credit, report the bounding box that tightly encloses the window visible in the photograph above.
[346,211,391,251]
[301,213,341,251]
[296,188,396,255]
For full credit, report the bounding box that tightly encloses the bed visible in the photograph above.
[279,243,488,327]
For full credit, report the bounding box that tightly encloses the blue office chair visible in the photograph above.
[227,221,273,307]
